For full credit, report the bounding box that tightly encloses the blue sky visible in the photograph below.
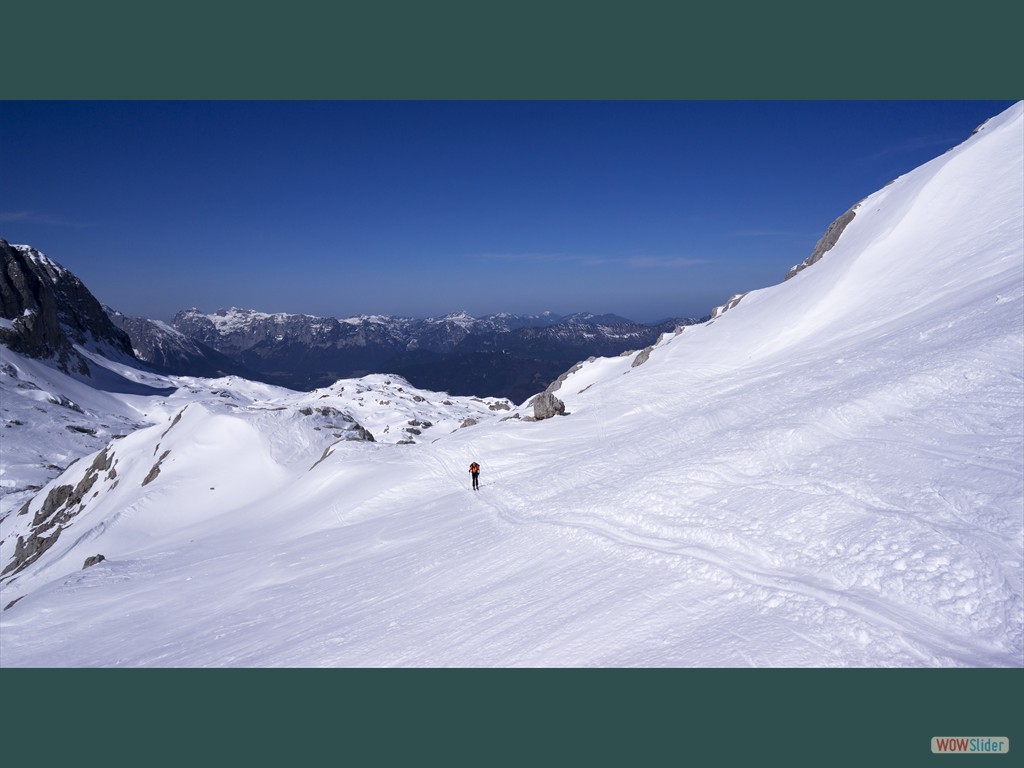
[1,100,1016,323]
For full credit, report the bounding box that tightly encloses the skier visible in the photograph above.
[469,461,480,491]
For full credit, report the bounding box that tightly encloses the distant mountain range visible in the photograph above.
[1,236,703,404]
[122,306,706,402]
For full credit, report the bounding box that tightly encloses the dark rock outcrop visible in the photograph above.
[3,595,25,611]
[299,406,375,441]
[1,239,136,374]
[702,205,858,324]
[142,450,171,486]
[531,391,566,420]
[347,425,375,442]
[709,292,748,321]
[546,361,587,393]
[785,207,858,281]
[1,447,117,580]
[83,554,106,569]
[631,346,653,367]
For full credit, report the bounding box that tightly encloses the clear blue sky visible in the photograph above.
[1,101,1016,323]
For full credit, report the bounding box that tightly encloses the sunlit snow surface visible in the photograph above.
[1,103,1021,667]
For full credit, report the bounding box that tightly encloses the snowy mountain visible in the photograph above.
[1,242,182,519]
[1,102,1021,667]
[166,306,699,401]
[106,308,255,380]
[0,240,136,375]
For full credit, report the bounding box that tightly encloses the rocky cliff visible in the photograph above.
[0,239,136,375]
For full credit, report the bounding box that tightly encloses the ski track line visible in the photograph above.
[419,417,1018,662]
[485,495,1016,666]
[769,471,1024,563]
[374,399,1019,665]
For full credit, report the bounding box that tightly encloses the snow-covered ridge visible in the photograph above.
[179,307,645,331]
[205,307,331,333]
[425,310,477,329]
[0,354,513,580]
[340,314,407,326]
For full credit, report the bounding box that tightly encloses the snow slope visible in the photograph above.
[0,349,166,515]
[1,103,1021,667]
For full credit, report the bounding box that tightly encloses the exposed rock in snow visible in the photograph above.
[709,292,748,320]
[786,206,858,281]
[631,346,653,367]
[530,390,566,420]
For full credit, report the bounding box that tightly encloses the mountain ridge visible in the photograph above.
[0,240,136,376]
[161,305,704,401]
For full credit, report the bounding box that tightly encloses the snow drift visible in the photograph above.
[1,103,1021,667]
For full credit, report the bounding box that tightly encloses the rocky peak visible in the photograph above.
[0,239,135,374]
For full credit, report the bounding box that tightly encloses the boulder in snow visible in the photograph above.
[531,391,566,420]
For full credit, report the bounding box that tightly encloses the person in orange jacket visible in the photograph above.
[469,461,480,491]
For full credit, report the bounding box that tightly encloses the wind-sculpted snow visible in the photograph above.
[0,359,512,575]
[0,103,1021,667]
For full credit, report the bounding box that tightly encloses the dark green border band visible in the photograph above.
[2,3,1020,768]
[3,1,1022,99]
[3,669,1022,766]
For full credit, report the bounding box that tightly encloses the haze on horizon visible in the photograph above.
[1,100,1015,323]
